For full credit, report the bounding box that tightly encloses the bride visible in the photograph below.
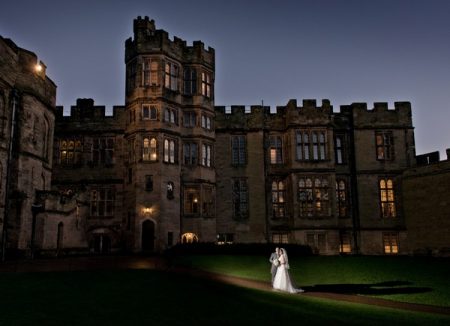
[272,248,304,293]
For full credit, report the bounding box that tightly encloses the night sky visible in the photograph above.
[1,0,449,157]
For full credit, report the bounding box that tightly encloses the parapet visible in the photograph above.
[56,98,125,123]
[338,101,413,127]
[125,17,214,67]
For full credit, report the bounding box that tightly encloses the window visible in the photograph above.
[379,178,396,218]
[270,136,283,164]
[202,144,212,167]
[232,178,248,219]
[183,142,198,165]
[296,130,327,161]
[201,115,212,130]
[217,233,234,245]
[92,137,114,165]
[376,131,394,160]
[126,59,137,94]
[306,233,327,253]
[142,105,157,120]
[184,67,197,95]
[164,108,178,124]
[145,175,153,192]
[90,187,115,217]
[59,139,82,166]
[298,177,330,217]
[164,62,179,91]
[142,58,158,86]
[336,179,349,218]
[128,138,136,163]
[202,186,214,217]
[339,232,352,253]
[143,137,157,161]
[184,187,200,215]
[164,139,177,163]
[231,135,246,165]
[183,111,196,128]
[272,180,286,218]
[334,135,346,164]
[201,71,211,98]
[383,232,399,254]
[272,233,289,244]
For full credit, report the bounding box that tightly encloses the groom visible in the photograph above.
[269,247,280,284]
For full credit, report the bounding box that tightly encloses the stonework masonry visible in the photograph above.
[0,17,449,258]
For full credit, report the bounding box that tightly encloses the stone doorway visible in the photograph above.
[93,234,111,254]
[142,220,155,252]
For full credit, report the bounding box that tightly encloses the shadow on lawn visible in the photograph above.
[302,281,432,295]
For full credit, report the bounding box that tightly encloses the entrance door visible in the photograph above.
[142,220,155,252]
[93,234,111,254]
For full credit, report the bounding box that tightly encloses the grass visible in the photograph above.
[0,269,449,325]
[174,255,450,307]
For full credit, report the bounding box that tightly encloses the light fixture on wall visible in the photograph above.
[142,207,152,216]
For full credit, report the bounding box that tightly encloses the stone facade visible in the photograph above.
[1,17,449,257]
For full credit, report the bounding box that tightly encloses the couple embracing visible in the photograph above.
[269,247,304,293]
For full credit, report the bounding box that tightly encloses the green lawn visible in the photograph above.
[0,269,449,325]
[174,255,450,307]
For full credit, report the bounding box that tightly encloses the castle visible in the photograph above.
[0,17,449,258]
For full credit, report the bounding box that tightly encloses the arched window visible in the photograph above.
[336,180,348,218]
[380,178,396,218]
[272,180,286,218]
[298,177,329,217]
[143,138,150,161]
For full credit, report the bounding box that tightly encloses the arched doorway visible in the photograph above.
[93,234,111,254]
[142,220,155,252]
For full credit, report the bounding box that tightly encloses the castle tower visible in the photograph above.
[124,17,216,252]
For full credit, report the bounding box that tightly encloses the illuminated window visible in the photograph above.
[272,180,286,218]
[298,177,329,217]
[379,178,396,218]
[383,232,399,254]
[217,233,234,245]
[143,137,157,161]
[90,187,115,217]
[183,142,198,165]
[339,232,352,253]
[272,233,289,244]
[232,178,248,219]
[164,138,177,164]
[231,135,246,165]
[201,71,212,98]
[59,139,82,166]
[184,67,197,95]
[143,58,158,86]
[270,136,283,164]
[92,137,114,165]
[336,179,349,218]
[376,131,394,160]
[165,62,179,91]
[296,130,326,161]
[184,187,200,215]
[181,232,198,244]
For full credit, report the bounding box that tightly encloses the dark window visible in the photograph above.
[184,187,200,215]
[296,130,327,161]
[183,142,198,165]
[233,178,248,219]
[272,180,286,218]
[298,177,330,217]
[336,179,349,218]
[90,187,115,217]
[165,62,179,91]
[217,233,234,245]
[183,111,196,127]
[126,59,137,94]
[184,68,197,95]
[145,175,153,192]
[92,137,114,165]
[270,136,283,164]
[231,135,246,165]
[334,135,346,164]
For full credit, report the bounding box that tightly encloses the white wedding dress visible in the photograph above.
[272,252,303,293]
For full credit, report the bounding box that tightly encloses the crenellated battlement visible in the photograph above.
[55,98,125,122]
[339,101,412,127]
[125,16,214,67]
